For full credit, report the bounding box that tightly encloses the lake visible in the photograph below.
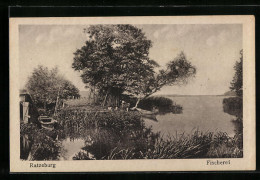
[59,95,239,160]
[144,95,238,137]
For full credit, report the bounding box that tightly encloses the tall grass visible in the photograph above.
[207,132,243,158]
[107,130,213,159]
[106,130,243,160]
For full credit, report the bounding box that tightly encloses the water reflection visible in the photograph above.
[145,96,240,137]
[21,96,243,160]
[59,128,120,160]
[59,137,86,160]
[222,96,243,135]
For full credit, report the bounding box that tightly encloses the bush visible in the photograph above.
[223,97,242,117]
[73,150,95,160]
[138,96,182,114]
[20,123,62,160]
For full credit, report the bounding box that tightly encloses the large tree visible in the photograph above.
[230,50,243,97]
[72,25,196,107]
[26,65,80,111]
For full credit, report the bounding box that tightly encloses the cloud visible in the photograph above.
[153,31,159,39]
[34,26,83,45]
[218,30,228,43]
[206,36,217,47]
[164,26,193,39]
[153,26,170,39]
[35,34,45,44]
[206,30,228,47]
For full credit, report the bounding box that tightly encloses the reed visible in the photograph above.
[106,130,213,159]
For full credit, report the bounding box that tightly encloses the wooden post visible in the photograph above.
[54,87,61,117]
[22,102,29,124]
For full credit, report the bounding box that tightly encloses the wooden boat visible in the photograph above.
[38,116,58,130]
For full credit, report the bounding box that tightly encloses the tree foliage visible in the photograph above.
[72,25,196,106]
[230,50,243,97]
[26,65,80,110]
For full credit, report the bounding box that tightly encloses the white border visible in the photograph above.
[10,16,255,172]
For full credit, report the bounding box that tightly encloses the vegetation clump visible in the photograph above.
[20,123,62,160]
[26,65,80,115]
[138,96,182,114]
[223,97,242,117]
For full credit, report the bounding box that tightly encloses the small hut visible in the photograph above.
[19,89,39,124]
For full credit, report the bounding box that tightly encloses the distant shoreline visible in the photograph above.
[156,94,235,97]
[79,90,236,98]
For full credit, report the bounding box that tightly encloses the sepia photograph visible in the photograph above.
[10,16,255,172]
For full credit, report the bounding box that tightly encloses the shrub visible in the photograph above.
[223,97,242,117]
[73,150,95,160]
[138,96,182,114]
[20,123,62,160]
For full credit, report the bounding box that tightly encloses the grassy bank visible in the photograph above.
[64,96,183,114]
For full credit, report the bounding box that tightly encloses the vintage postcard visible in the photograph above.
[10,16,255,172]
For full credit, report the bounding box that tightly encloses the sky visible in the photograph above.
[19,24,242,95]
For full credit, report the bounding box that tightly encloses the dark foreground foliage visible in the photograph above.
[20,123,62,160]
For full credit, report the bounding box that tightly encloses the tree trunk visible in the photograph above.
[44,101,46,111]
[133,94,151,109]
[54,87,60,116]
[102,90,109,107]
[134,98,140,109]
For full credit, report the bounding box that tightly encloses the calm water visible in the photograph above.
[60,95,238,159]
[144,96,238,137]
[59,138,85,160]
